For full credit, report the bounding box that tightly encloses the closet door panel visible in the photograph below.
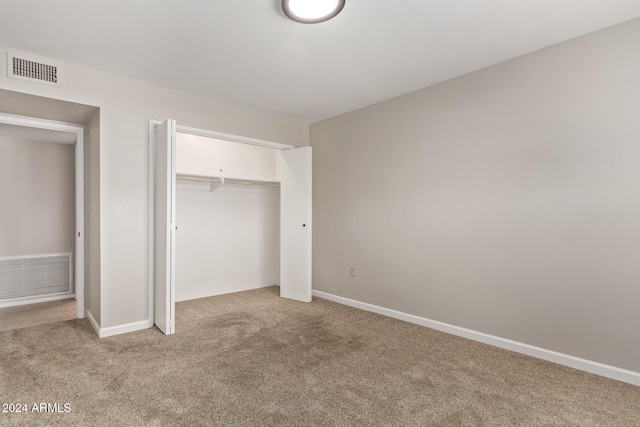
[154,119,176,335]
[175,133,221,177]
[280,146,312,302]
[221,140,278,182]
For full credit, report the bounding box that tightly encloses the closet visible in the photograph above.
[151,120,311,335]
[175,133,280,302]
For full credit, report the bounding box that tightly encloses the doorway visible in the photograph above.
[0,113,85,321]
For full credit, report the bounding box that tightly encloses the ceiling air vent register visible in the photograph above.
[6,51,62,87]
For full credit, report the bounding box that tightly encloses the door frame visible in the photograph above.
[0,112,85,318]
[148,120,295,329]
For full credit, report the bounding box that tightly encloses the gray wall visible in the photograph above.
[311,18,640,372]
[0,134,75,258]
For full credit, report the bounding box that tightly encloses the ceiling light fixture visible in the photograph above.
[283,0,345,24]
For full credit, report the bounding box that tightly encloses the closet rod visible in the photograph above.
[176,174,280,187]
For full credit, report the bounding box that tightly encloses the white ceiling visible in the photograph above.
[1,1,639,123]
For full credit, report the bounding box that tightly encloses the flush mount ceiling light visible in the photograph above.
[283,0,345,24]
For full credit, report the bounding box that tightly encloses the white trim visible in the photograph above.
[148,120,156,333]
[96,319,154,338]
[0,251,73,261]
[0,112,85,320]
[312,290,640,387]
[0,112,82,134]
[149,120,295,151]
[0,293,75,308]
[86,310,153,338]
[75,128,85,319]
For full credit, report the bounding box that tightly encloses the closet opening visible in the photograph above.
[0,113,85,330]
[174,132,282,304]
[149,120,312,335]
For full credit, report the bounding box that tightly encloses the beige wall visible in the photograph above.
[311,18,640,372]
[0,47,308,329]
[85,110,101,323]
[0,91,100,322]
[0,134,75,257]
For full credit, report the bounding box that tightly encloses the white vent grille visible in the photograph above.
[0,254,73,301]
[7,51,62,87]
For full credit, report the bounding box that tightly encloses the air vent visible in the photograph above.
[7,51,62,87]
[0,253,73,305]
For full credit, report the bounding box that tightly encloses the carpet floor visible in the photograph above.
[0,286,639,426]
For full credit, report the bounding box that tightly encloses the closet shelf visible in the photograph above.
[176,173,280,187]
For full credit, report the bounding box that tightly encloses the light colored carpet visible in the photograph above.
[0,299,77,332]
[0,286,639,426]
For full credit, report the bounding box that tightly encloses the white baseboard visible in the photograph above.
[98,319,153,338]
[86,309,154,338]
[312,290,640,387]
[85,313,153,338]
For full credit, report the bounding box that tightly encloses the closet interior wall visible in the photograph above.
[174,132,281,301]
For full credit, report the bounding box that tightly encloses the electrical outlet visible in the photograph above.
[350,267,356,277]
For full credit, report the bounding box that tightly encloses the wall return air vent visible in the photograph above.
[7,51,62,87]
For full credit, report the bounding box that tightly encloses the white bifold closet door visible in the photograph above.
[280,146,312,302]
[154,119,176,335]
[154,119,312,336]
